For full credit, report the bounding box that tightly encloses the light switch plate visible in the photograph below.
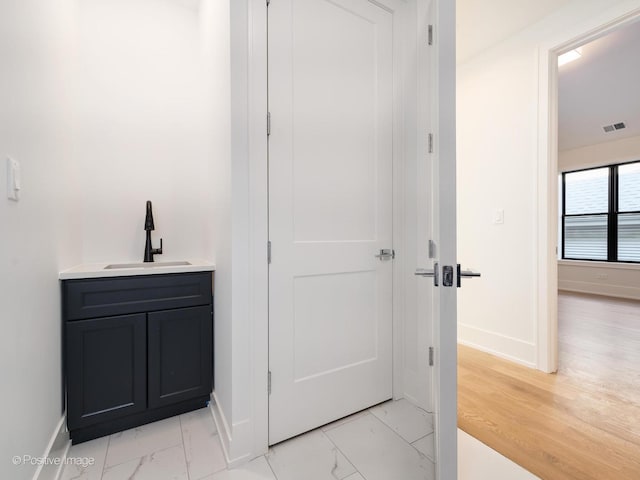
[7,157,21,201]
[493,209,504,224]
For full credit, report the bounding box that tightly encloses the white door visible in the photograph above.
[268,0,394,445]
[414,1,459,479]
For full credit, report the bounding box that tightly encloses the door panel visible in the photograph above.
[292,271,378,381]
[148,306,212,409]
[422,1,458,478]
[268,0,394,444]
[66,314,146,430]
[290,3,378,244]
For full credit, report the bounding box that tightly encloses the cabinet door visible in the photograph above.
[66,314,147,430]
[148,306,212,408]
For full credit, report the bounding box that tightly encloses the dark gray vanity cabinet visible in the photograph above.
[148,305,212,408]
[62,272,213,444]
[66,313,147,431]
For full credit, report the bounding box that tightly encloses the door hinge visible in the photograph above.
[428,133,434,153]
[429,347,434,366]
[428,25,433,46]
[267,241,272,264]
[268,370,272,395]
[267,112,271,136]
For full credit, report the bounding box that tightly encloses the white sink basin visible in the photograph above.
[104,261,192,270]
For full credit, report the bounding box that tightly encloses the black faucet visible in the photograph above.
[143,201,163,262]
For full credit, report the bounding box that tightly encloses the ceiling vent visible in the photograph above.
[603,122,626,133]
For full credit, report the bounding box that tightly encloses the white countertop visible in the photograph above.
[59,259,215,280]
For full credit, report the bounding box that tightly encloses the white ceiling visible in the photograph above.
[456,0,572,63]
[558,20,640,151]
[456,1,640,152]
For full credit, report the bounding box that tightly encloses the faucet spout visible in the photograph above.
[143,201,163,262]
[144,200,155,231]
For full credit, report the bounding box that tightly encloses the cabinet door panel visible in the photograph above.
[148,306,212,408]
[66,314,147,430]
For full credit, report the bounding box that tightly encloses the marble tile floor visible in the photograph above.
[458,430,539,480]
[60,398,435,480]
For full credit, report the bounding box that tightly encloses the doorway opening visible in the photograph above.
[554,15,640,459]
[224,1,458,477]
[542,9,640,372]
[535,8,640,375]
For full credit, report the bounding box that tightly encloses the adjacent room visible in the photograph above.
[457,1,640,479]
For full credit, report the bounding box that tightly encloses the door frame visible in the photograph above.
[228,0,435,465]
[536,5,640,374]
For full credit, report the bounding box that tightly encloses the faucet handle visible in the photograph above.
[152,238,163,256]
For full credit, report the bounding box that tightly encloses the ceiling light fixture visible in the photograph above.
[558,48,583,67]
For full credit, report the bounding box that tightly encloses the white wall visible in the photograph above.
[210,0,268,465]
[1,1,231,478]
[457,0,640,367]
[75,0,218,264]
[558,260,640,299]
[0,2,78,479]
[200,0,242,461]
[457,40,538,366]
[558,135,640,299]
[560,134,640,171]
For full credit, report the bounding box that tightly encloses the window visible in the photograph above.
[562,161,640,262]
[618,163,640,261]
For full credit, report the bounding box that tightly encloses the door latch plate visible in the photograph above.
[442,265,454,287]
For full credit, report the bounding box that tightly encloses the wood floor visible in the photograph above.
[458,292,640,480]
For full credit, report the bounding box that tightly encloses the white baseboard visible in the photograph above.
[210,392,232,466]
[458,324,536,368]
[559,280,640,301]
[210,392,252,468]
[32,415,70,480]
